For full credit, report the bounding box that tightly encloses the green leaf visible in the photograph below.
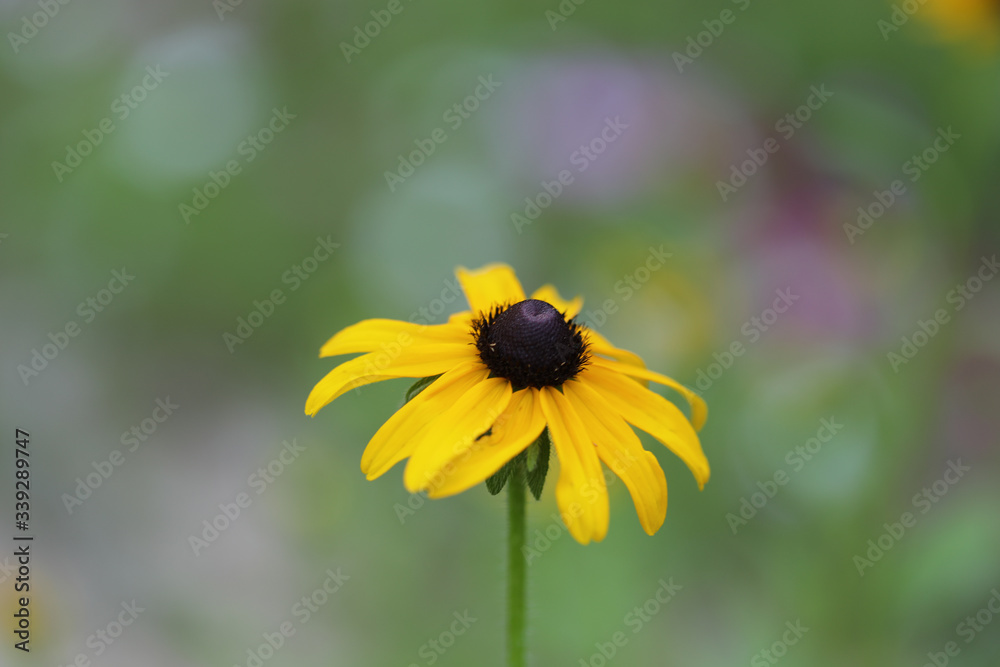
[485,457,515,495]
[404,375,441,403]
[525,429,551,501]
[483,430,551,498]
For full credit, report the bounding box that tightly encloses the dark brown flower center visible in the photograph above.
[473,299,589,388]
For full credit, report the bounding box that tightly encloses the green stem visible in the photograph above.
[507,458,527,667]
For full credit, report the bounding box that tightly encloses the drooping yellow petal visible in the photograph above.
[538,386,609,544]
[455,264,526,315]
[427,388,546,499]
[530,284,583,319]
[320,318,470,358]
[583,364,710,489]
[361,361,488,479]
[305,342,476,416]
[583,328,647,370]
[589,357,707,431]
[403,377,514,492]
[564,381,667,535]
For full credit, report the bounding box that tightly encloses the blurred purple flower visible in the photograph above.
[492,50,748,208]
[737,171,881,344]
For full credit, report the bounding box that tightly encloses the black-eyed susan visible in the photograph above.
[306,263,708,544]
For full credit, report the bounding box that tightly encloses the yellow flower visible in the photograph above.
[919,0,1000,49]
[306,264,709,544]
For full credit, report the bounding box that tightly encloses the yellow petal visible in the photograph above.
[455,264,526,315]
[564,381,666,535]
[589,357,707,431]
[583,328,647,370]
[320,319,469,358]
[530,284,583,319]
[539,386,609,544]
[403,377,513,492]
[305,342,476,416]
[427,388,546,498]
[583,364,710,489]
[448,310,474,327]
[361,361,488,479]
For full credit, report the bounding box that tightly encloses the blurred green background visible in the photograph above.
[2,0,999,665]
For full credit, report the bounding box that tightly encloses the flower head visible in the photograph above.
[306,264,709,543]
